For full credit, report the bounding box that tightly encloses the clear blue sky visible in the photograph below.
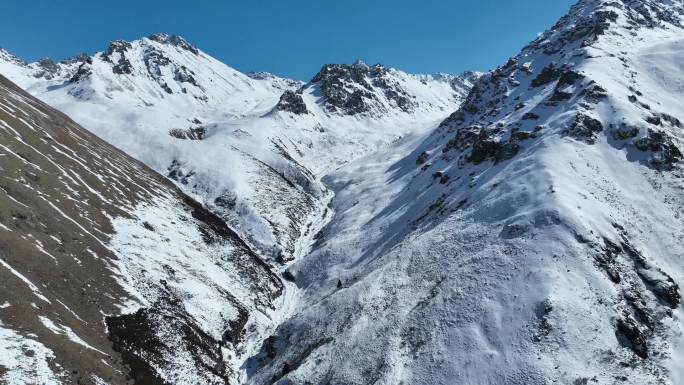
[1,0,576,80]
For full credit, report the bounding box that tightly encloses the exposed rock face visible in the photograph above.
[105,292,230,385]
[34,58,60,79]
[276,90,309,115]
[103,40,133,57]
[169,125,207,140]
[312,62,405,115]
[611,123,639,140]
[101,40,134,75]
[468,136,521,164]
[530,64,565,87]
[148,33,200,55]
[306,61,477,116]
[310,62,385,115]
[635,129,683,169]
[441,125,524,165]
[566,113,604,143]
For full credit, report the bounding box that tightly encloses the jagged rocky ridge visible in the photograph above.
[438,0,684,170]
[276,60,479,116]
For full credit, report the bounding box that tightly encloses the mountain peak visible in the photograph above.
[434,0,684,173]
[0,48,25,66]
[525,0,684,57]
[98,34,201,58]
[147,33,199,55]
[308,62,412,115]
[303,61,475,116]
[352,59,370,70]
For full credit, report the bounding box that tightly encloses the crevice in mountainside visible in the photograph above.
[232,184,336,383]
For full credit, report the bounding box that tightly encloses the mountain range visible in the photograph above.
[0,0,683,384]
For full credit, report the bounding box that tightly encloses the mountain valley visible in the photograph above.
[0,1,683,384]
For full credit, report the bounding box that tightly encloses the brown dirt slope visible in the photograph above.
[0,75,281,385]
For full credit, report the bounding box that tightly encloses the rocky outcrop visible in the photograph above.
[566,113,604,143]
[310,61,416,115]
[596,225,681,362]
[311,62,377,115]
[441,124,532,165]
[169,126,207,140]
[276,90,309,115]
[101,40,134,75]
[149,33,200,55]
[106,291,231,385]
[68,63,92,83]
[144,49,172,77]
[34,58,60,79]
[635,130,682,170]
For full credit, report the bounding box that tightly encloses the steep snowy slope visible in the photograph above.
[0,40,476,264]
[244,1,684,384]
[0,74,282,385]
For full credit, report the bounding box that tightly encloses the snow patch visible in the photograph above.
[0,323,63,385]
[38,316,105,354]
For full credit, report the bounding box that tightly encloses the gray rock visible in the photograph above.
[276,90,309,115]
[566,113,603,143]
[634,130,682,170]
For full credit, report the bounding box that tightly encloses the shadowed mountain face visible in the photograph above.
[0,74,281,384]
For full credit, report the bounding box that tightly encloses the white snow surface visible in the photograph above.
[0,35,475,263]
[242,1,684,384]
[0,322,63,385]
[110,193,259,340]
[2,1,684,384]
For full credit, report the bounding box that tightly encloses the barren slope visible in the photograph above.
[0,74,281,385]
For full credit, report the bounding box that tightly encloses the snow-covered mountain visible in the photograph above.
[0,73,283,384]
[3,0,684,384]
[0,36,476,265]
[276,60,475,116]
[0,35,476,385]
[0,33,299,109]
[240,1,684,384]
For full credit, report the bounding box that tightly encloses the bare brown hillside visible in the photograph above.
[0,74,282,385]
